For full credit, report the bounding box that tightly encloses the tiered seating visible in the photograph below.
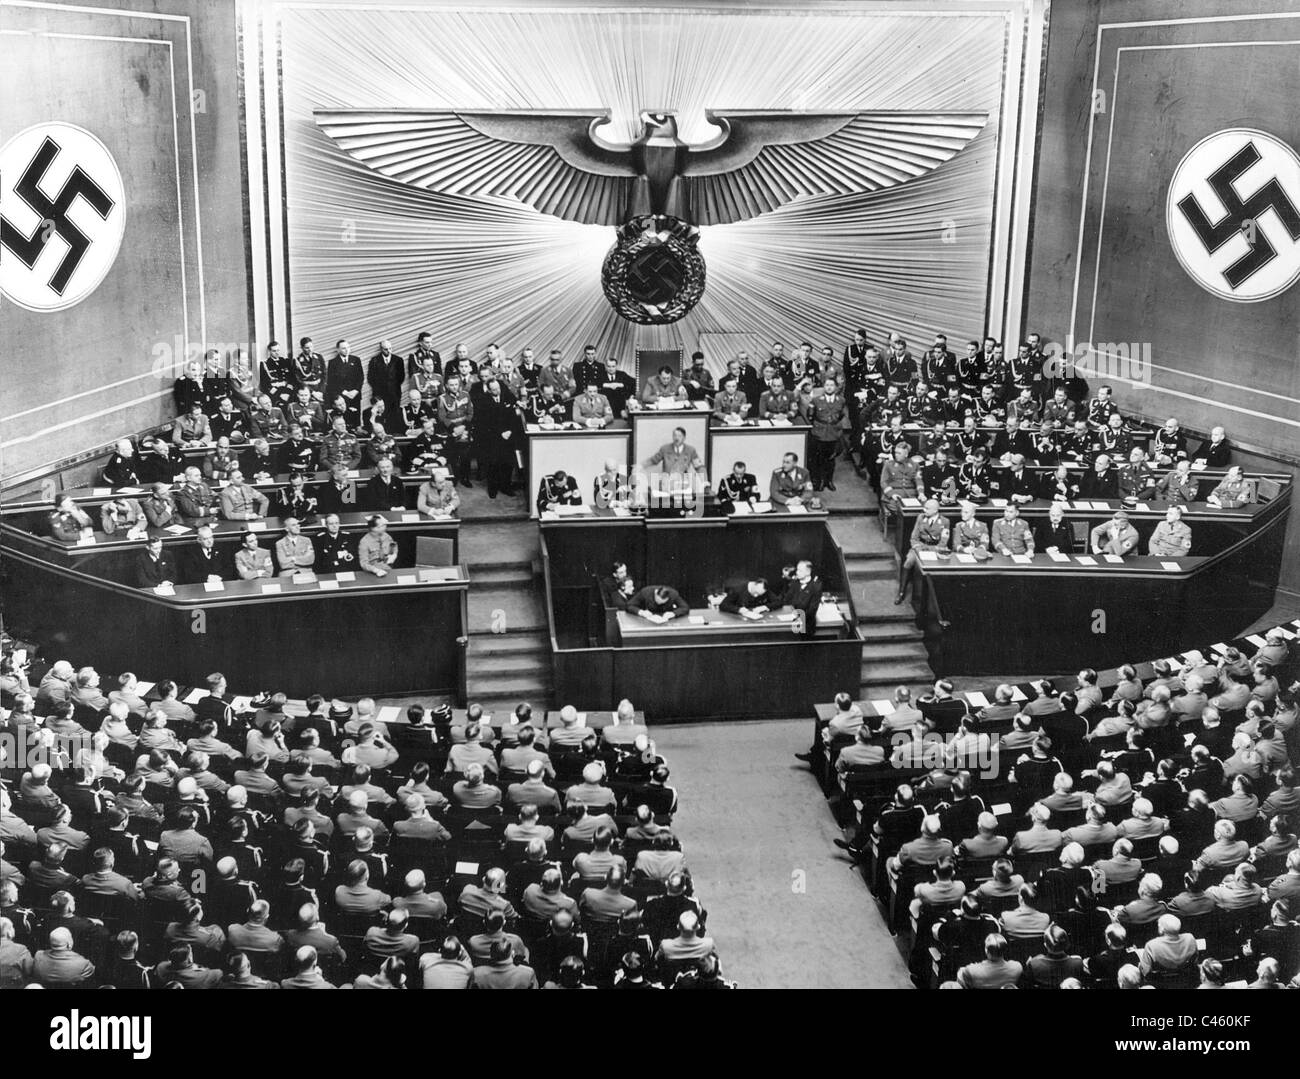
[809,617,1300,989]
[0,665,731,989]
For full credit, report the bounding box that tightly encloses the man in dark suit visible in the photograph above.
[719,578,777,617]
[1078,454,1118,499]
[1191,426,1231,469]
[599,357,636,419]
[996,454,1038,503]
[367,341,405,421]
[475,378,523,498]
[1035,503,1076,554]
[134,537,176,589]
[179,526,231,585]
[326,340,364,427]
[363,457,406,512]
[627,585,689,623]
[781,560,824,639]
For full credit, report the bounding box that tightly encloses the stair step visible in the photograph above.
[466,654,551,679]
[861,643,930,667]
[468,590,547,633]
[468,565,536,588]
[858,623,925,644]
[468,630,550,656]
[465,673,552,703]
[860,661,936,688]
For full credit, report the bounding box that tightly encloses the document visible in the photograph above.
[395,573,417,585]
[246,521,266,532]
[900,497,922,508]
[729,502,752,516]
[183,688,206,705]
[964,691,989,707]
[918,551,939,562]
[1076,556,1097,565]
[260,582,282,594]
[1160,561,1181,571]
[134,681,155,695]
[1103,554,1124,564]
[75,536,96,546]
[164,524,190,534]
[784,502,807,514]
[1047,551,1069,562]
[376,706,401,725]
[1010,554,1032,564]
[317,579,340,590]
[401,513,420,523]
[955,553,976,563]
[870,699,895,715]
[203,580,224,592]
[335,571,356,582]
[687,615,706,624]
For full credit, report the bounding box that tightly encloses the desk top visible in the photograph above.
[143,565,468,606]
[895,496,1270,522]
[538,501,828,525]
[913,550,1207,577]
[617,603,849,642]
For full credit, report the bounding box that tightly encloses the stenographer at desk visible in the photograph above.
[626,585,690,624]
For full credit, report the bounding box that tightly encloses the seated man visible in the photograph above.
[769,452,814,507]
[537,470,582,514]
[715,461,759,508]
[179,525,231,585]
[896,499,949,604]
[274,517,316,577]
[135,536,177,589]
[592,459,632,509]
[1089,510,1139,556]
[1147,505,1192,557]
[234,531,274,580]
[949,500,989,554]
[640,365,687,406]
[357,515,398,577]
[720,578,777,619]
[989,504,1034,556]
[626,585,689,624]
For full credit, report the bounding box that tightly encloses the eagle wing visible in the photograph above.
[681,110,988,226]
[313,109,639,226]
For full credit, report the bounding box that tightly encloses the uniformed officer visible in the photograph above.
[142,483,182,529]
[990,504,1035,556]
[955,340,985,397]
[1090,509,1139,556]
[234,532,274,580]
[48,496,94,542]
[399,388,434,434]
[320,416,362,473]
[260,341,295,409]
[286,386,326,435]
[316,513,356,573]
[517,347,543,392]
[418,468,461,517]
[806,378,847,491]
[174,467,218,523]
[921,339,956,389]
[406,416,448,472]
[920,447,959,505]
[1148,506,1192,557]
[716,461,759,508]
[538,350,576,400]
[640,365,688,406]
[276,424,317,476]
[1117,447,1157,501]
[646,428,703,478]
[769,452,813,506]
[950,501,990,554]
[409,355,443,402]
[592,460,631,509]
[759,375,802,421]
[537,470,582,515]
[682,352,715,403]
[570,345,603,398]
[817,345,844,388]
[293,337,326,398]
[884,338,916,389]
[1087,385,1119,429]
[712,375,748,424]
[972,384,1005,427]
[1059,419,1094,465]
[958,447,993,503]
[573,384,614,428]
[527,383,568,426]
[247,394,288,442]
[1094,412,1132,466]
[897,498,950,603]
[437,373,475,487]
[358,515,398,576]
[1156,459,1198,505]
[1207,465,1251,508]
[173,402,213,447]
[406,332,441,380]
[219,469,270,521]
[1008,342,1040,397]
[274,517,316,576]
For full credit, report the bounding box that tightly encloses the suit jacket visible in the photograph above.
[783,576,824,637]
[1035,519,1075,553]
[135,551,176,588]
[180,544,232,585]
[364,474,406,512]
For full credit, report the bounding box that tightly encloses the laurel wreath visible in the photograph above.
[601,214,707,325]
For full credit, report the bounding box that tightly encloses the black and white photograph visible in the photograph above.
[1,0,1298,1038]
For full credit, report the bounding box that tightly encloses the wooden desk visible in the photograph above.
[616,604,850,645]
[524,426,632,520]
[707,421,810,494]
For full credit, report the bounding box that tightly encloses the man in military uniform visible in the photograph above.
[869,384,904,426]
[320,416,362,473]
[758,374,801,422]
[276,423,317,475]
[640,365,688,406]
[921,337,956,389]
[293,337,326,398]
[142,482,181,529]
[1087,384,1119,429]
[573,383,614,428]
[274,517,316,576]
[209,397,247,444]
[537,470,582,515]
[1094,411,1131,461]
[769,452,813,507]
[593,460,631,509]
[681,352,715,403]
[358,515,398,576]
[956,340,985,397]
[287,385,326,435]
[173,467,218,524]
[564,344,602,398]
[406,331,441,379]
[716,461,759,509]
[260,341,295,409]
[952,418,987,463]
[939,385,973,428]
[627,585,689,622]
[884,338,916,390]
[1157,459,1199,505]
[951,501,990,554]
[647,427,703,482]
[842,333,874,472]
[990,504,1035,556]
[806,377,847,491]
[219,469,270,521]
[316,513,356,573]
[728,354,764,409]
[1148,506,1192,558]
[1008,342,1040,398]
[417,467,461,517]
[972,383,1005,427]
[712,375,748,424]
[537,350,575,401]
[247,394,287,442]
[1151,418,1187,467]
[920,447,959,505]
[903,381,938,425]
[405,416,446,473]
[897,498,950,604]
[1059,419,1094,465]
[1117,447,1157,501]
[437,373,475,488]
[1090,509,1139,556]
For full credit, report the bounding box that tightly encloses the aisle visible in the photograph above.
[654,718,912,989]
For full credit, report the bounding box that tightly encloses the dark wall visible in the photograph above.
[1,0,248,479]
[1027,0,1300,595]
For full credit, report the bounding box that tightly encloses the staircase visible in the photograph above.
[460,518,553,715]
[827,514,937,696]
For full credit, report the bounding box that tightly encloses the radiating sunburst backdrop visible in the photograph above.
[280,5,1008,372]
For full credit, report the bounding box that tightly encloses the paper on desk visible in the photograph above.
[729,502,751,516]
[1209,642,1228,655]
[1076,556,1098,565]
[1011,554,1032,564]
[246,521,266,532]
[1246,634,1268,648]
[750,502,772,514]
[317,579,340,590]
[401,513,420,524]
[92,487,110,496]
[1190,461,1207,471]
[183,688,206,705]
[574,712,587,728]
[164,524,190,534]
[153,584,174,596]
[990,498,1009,508]
[345,469,360,479]
[75,536,96,546]
[687,615,705,624]
[1160,561,1180,571]
[260,583,282,594]
[455,861,478,876]
[955,553,976,564]
[1010,687,1028,701]
[116,487,144,496]
[134,681,155,695]
[335,571,356,582]
[1274,626,1297,639]
[918,551,939,562]
[991,803,1013,816]
[203,581,224,592]
[900,497,922,508]
[769,415,791,426]
[230,696,253,712]
[611,505,631,517]
[540,511,558,520]
[1134,503,1151,513]
[785,502,807,514]
[1103,554,1124,564]
[376,706,400,725]
[396,573,417,585]
[1048,551,1069,562]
